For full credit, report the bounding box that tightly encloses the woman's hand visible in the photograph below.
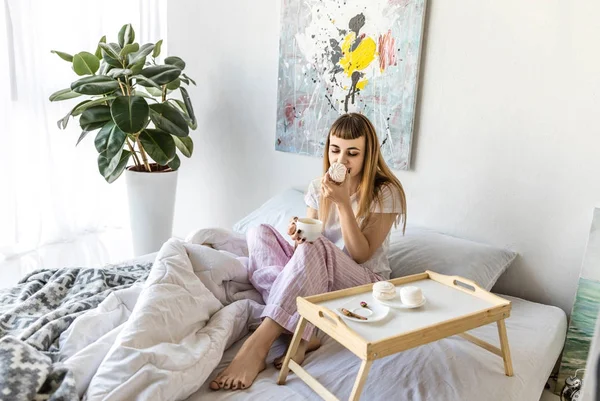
[287,217,307,247]
[321,171,351,207]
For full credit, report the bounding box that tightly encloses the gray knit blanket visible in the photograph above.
[0,263,152,400]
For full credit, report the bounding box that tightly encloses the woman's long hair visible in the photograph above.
[319,113,407,233]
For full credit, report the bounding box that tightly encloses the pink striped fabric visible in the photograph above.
[247,224,383,341]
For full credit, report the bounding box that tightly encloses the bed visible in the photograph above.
[186,188,567,401]
[0,188,567,401]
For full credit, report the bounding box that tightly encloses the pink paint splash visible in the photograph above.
[285,96,310,126]
[284,103,295,125]
[378,30,397,72]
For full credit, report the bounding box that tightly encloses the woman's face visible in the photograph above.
[328,135,366,180]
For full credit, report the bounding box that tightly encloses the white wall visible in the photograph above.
[168,0,600,314]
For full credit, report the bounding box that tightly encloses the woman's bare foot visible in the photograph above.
[274,335,321,369]
[210,318,283,391]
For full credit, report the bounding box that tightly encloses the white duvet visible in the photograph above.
[58,229,265,401]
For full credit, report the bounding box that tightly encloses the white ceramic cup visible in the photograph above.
[295,218,323,242]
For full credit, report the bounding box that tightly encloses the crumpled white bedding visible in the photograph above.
[58,229,265,400]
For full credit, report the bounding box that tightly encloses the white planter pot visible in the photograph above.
[125,167,178,256]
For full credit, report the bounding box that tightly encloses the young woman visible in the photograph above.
[210,112,407,391]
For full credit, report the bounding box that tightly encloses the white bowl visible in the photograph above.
[400,286,424,306]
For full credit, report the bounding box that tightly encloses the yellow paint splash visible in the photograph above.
[356,79,368,90]
[339,32,376,77]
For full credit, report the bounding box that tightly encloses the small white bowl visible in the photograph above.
[400,286,424,306]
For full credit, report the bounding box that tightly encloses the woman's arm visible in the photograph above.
[337,204,397,264]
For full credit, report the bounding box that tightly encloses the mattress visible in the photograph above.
[185,295,567,401]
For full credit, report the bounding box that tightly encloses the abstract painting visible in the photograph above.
[557,207,600,393]
[275,0,427,170]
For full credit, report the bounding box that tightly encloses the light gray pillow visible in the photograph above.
[387,227,517,291]
[232,188,307,244]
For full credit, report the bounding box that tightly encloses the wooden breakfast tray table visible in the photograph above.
[277,270,513,401]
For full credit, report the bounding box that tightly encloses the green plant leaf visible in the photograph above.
[145,86,163,97]
[182,73,196,86]
[140,129,176,165]
[73,96,116,116]
[180,87,196,127]
[107,68,133,78]
[102,54,122,68]
[76,130,91,146]
[71,75,120,95]
[99,42,121,60]
[131,74,162,89]
[120,43,139,58]
[94,121,127,159]
[105,150,131,183]
[118,24,135,48]
[49,88,82,102]
[79,105,111,131]
[127,43,155,67]
[173,135,193,158]
[110,95,149,133]
[140,65,181,85]
[56,99,92,129]
[179,76,190,85]
[72,51,100,76]
[168,154,181,170]
[152,39,163,58]
[98,148,124,182]
[51,50,73,62]
[133,89,157,100]
[94,35,107,59]
[130,59,144,75]
[166,99,196,130]
[149,103,189,137]
[98,60,113,75]
[166,78,180,90]
[168,98,186,113]
[165,56,185,70]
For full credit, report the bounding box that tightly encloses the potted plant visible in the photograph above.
[49,23,197,255]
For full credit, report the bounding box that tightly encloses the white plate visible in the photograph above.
[335,299,389,323]
[375,295,426,309]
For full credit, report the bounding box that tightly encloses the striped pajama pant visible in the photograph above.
[247,224,383,341]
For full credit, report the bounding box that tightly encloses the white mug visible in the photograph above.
[295,218,323,242]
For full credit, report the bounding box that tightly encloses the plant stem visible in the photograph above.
[162,85,167,102]
[126,137,141,167]
[136,134,151,172]
[118,79,127,96]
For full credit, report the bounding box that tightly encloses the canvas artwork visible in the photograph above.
[275,0,427,170]
[557,207,600,394]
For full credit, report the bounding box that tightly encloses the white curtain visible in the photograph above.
[0,0,167,261]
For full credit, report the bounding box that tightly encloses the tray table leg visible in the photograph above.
[348,359,373,401]
[496,319,513,376]
[278,316,308,385]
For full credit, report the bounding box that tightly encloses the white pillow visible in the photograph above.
[387,227,517,291]
[232,188,307,244]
